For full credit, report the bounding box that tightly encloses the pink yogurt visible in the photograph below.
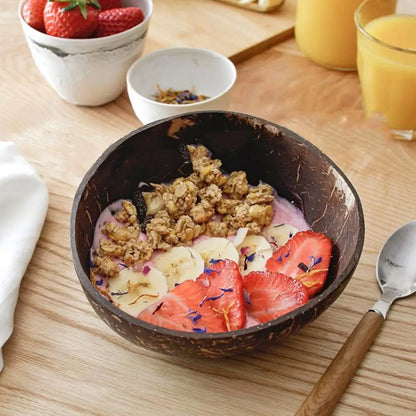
[91,193,310,304]
[271,195,310,231]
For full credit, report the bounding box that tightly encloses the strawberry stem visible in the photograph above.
[77,0,87,19]
[50,0,101,19]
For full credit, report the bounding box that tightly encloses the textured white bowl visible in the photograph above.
[18,0,153,106]
[126,47,237,124]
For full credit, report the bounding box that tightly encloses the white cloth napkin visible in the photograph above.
[0,142,48,371]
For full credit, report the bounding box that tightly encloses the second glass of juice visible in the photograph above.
[355,0,416,140]
[295,0,364,70]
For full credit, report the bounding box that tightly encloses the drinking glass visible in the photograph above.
[295,0,364,70]
[355,0,416,140]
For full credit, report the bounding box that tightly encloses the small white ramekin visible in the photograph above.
[126,47,237,124]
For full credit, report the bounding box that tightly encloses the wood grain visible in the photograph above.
[296,311,384,416]
[212,0,285,13]
[1,1,416,415]
[144,0,296,59]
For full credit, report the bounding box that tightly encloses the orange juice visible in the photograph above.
[295,0,364,70]
[357,15,416,130]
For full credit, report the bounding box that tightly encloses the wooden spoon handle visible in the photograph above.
[295,311,384,416]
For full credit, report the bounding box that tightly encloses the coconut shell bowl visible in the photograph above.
[70,111,364,358]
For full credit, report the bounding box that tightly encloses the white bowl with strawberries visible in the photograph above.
[19,0,152,106]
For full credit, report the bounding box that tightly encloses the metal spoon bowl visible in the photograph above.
[296,220,416,416]
[373,220,416,317]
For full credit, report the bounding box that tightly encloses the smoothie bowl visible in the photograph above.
[70,111,364,358]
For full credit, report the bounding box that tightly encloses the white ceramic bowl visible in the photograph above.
[126,47,237,124]
[18,0,153,106]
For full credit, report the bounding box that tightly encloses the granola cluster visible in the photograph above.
[93,145,274,278]
[93,200,153,278]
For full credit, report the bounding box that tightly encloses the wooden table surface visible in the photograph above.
[1,0,416,415]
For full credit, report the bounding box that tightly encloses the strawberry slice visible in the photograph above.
[265,231,332,296]
[138,259,246,333]
[197,259,246,331]
[242,271,308,323]
[137,279,224,333]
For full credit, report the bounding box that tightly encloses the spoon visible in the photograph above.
[296,220,416,416]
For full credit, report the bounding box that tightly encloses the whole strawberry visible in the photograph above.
[44,0,101,38]
[96,7,144,37]
[98,0,121,10]
[22,0,47,32]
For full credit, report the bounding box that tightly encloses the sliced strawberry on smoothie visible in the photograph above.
[137,279,224,333]
[197,259,246,331]
[265,231,332,297]
[242,271,308,323]
[138,259,246,333]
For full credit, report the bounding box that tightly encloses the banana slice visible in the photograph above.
[153,246,204,290]
[232,227,249,247]
[193,237,239,266]
[108,267,168,317]
[263,223,299,247]
[237,235,273,275]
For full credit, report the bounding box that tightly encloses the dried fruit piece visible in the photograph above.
[132,188,148,224]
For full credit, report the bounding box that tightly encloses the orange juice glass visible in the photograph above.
[355,0,416,140]
[295,0,364,70]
